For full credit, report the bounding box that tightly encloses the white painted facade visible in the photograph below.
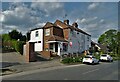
[29,29,43,52]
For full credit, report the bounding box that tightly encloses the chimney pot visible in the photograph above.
[72,22,78,28]
[64,20,69,25]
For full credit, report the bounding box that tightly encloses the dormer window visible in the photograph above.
[35,31,39,37]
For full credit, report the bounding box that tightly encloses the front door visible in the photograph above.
[55,42,58,52]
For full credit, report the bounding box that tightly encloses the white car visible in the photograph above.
[100,54,113,62]
[82,55,99,64]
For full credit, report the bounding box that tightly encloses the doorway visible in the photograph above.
[55,42,58,52]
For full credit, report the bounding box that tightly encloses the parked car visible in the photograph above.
[82,55,99,64]
[100,54,113,62]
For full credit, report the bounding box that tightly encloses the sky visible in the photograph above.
[0,0,118,43]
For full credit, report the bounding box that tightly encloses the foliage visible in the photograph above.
[2,39,25,55]
[93,54,100,59]
[14,41,25,55]
[61,57,83,64]
[117,31,120,56]
[98,29,118,54]
[26,31,30,41]
[9,30,22,40]
[2,29,26,54]
[2,34,11,42]
[8,29,26,41]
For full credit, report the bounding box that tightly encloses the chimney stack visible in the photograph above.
[72,22,78,28]
[64,20,69,25]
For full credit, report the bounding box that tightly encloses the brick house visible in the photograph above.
[28,19,91,57]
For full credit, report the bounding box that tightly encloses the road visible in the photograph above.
[3,61,119,80]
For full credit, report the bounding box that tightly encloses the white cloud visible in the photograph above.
[80,18,86,23]
[1,2,65,34]
[31,2,65,17]
[4,25,18,29]
[99,19,105,23]
[76,16,98,24]
[2,5,40,26]
[35,22,46,27]
[88,3,99,10]
[0,13,5,22]
[1,2,46,34]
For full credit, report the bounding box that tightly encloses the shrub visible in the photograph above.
[61,58,72,63]
[3,40,25,55]
[73,57,81,62]
[15,41,25,55]
[61,57,83,64]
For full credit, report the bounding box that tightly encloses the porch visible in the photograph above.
[46,35,68,56]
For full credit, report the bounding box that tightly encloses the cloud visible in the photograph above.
[76,16,98,24]
[0,13,5,22]
[1,2,65,34]
[2,4,40,27]
[31,2,65,17]
[1,2,47,34]
[99,19,105,23]
[76,15,117,43]
[88,3,99,10]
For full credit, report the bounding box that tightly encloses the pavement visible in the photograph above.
[0,52,65,76]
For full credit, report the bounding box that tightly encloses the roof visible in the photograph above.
[30,27,43,31]
[29,19,91,36]
[54,20,91,36]
[43,22,63,30]
[91,41,108,51]
[48,35,68,42]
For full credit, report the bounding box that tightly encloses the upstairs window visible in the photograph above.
[87,36,89,41]
[45,29,50,36]
[35,31,39,37]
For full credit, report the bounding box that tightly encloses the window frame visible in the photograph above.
[35,31,39,37]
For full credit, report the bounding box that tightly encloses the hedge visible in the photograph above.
[2,40,25,55]
[14,41,25,55]
[61,57,83,64]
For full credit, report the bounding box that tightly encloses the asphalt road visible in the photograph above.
[3,61,119,80]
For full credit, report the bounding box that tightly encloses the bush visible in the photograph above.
[3,40,25,55]
[14,41,25,55]
[62,58,73,63]
[61,57,83,64]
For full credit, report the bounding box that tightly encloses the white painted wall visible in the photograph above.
[35,43,43,51]
[29,29,43,51]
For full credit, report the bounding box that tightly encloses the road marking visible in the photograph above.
[82,69,99,75]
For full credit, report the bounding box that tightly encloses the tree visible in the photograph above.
[9,30,26,41]
[2,34,11,41]
[26,31,30,41]
[9,30,22,40]
[117,31,120,55]
[98,29,118,54]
